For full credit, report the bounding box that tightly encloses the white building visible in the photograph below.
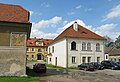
[47,22,106,68]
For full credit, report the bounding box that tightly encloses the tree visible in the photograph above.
[104,35,114,47]
[115,35,120,48]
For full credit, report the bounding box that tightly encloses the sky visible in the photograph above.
[0,0,120,41]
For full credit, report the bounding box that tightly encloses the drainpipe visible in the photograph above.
[66,37,68,68]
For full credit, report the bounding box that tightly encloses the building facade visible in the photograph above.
[0,3,31,76]
[109,48,120,62]
[27,38,53,61]
[48,22,106,68]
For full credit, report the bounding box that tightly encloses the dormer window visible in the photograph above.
[29,42,33,44]
[73,22,78,31]
[36,40,43,46]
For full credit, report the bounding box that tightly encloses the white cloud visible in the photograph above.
[94,23,118,40]
[57,19,92,33]
[68,12,75,15]
[32,16,62,29]
[104,4,120,20]
[57,20,118,41]
[76,5,82,9]
[31,18,119,41]
[31,16,62,39]
[84,8,92,12]
[41,2,50,7]
[63,20,68,25]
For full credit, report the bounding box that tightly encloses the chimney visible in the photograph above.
[73,21,78,31]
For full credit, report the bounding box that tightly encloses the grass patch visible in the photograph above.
[0,76,39,82]
[46,64,79,70]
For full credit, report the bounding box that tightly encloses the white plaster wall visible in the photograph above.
[67,38,105,67]
[48,38,67,67]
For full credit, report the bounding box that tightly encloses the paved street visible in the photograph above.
[27,62,120,82]
[39,69,120,82]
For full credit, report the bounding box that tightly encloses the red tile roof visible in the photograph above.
[0,3,30,23]
[27,38,53,47]
[53,23,106,44]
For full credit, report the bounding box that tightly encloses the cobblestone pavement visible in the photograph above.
[27,62,120,82]
[39,69,120,82]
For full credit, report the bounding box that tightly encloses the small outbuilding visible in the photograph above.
[0,3,32,76]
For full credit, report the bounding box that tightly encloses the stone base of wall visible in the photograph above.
[0,47,26,76]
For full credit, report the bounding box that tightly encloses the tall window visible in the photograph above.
[71,41,76,50]
[87,43,91,50]
[97,57,100,62]
[72,56,76,63]
[49,48,50,53]
[82,42,86,50]
[38,48,42,52]
[52,46,54,53]
[96,43,100,51]
[88,57,91,63]
[26,55,28,58]
[82,57,86,63]
[50,58,51,62]
[46,48,48,51]
[32,48,34,51]
[27,48,29,51]
[32,55,34,58]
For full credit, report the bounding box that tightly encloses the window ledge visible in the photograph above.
[96,50,102,52]
[82,50,92,52]
[71,50,78,51]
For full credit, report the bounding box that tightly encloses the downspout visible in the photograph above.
[66,37,68,68]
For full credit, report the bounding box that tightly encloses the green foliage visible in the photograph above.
[104,35,120,48]
[46,64,79,70]
[115,35,120,49]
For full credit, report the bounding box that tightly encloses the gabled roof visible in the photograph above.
[0,3,30,23]
[104,47,114,54]
[53,23,106,44]
[27,37,53,47]
[109,48,120,56]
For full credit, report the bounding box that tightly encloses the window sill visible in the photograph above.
[72,63,76,64]
[96,50,102,52]
[82,50,92,52]
[71,50,78,51]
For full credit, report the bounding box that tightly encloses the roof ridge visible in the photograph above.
[51,23,106,45]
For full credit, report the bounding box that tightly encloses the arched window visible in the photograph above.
[82,42,86,50]
[96,43,100,51]
[87,43,91,50]
[71,41,76,50]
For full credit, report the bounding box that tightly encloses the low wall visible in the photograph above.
[0,47,26,76]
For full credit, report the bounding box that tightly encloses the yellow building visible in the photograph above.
[26,37,53,60]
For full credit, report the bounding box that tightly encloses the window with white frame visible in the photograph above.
[97,57,100,62]
[32,55,34,58]
[71,41,76,50]
[32,48,34,51]
[52,46,54,53]
[82,57,86,63]
[87,43,91,51]
[88,57,91,63]
[72,56,76,63]
[38,48,42,52]
[49,47,51,53]
[82,42,86,51]
[96,43,100,51]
